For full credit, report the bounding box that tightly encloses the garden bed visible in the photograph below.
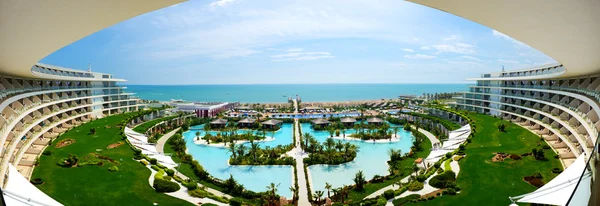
[55,138,75,148]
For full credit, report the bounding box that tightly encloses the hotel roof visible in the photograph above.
[311,119,330,125]
[340,117,357,123]
[238,118,256,124]
[210,119,227,125]
[367,117,384,123]
[261,119,283,125]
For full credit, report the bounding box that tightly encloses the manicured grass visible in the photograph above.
[443,159,452,171]
[346,134,432,203]
[133,115,178,133]
[408,113,561,206]
[33,114,191,206]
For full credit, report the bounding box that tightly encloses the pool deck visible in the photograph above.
[293,118,311,205]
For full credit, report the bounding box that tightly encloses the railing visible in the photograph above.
[565,131,597,205]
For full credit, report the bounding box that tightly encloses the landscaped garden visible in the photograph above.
[32,112,191,206]
[403,112,561,206]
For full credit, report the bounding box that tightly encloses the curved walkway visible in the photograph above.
[145,165,227,206]
[155,128,232,199]
[363,126,441,200]
[155,128,180,153]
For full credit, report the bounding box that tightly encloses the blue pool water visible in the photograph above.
[183,124,294,197]
[302,123,414,191]
[268,113,360,118]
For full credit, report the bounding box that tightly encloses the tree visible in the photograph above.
[325,182,332,199]
[195,131,201,141]
[328,127,335,137]
[228,142,237,159]
[236,144,246,157]
[342,129,346,138]
[266,182,280,204]
[325,138,336,162]
[392,127,399,140]
[249,138,259,162]
[353,170,366,190]
[498,124,506,132]
[314,190,324,202]
[289,185,298,202]
[412,163,420,177]
[202,133,212,144]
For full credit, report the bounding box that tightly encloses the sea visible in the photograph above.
[124,84,470,103]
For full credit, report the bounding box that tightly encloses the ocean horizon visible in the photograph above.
[125,83,471,103]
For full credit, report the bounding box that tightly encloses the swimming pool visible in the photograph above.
[183,124,294,198]
[302,123,414,191]
[269,113,360,119]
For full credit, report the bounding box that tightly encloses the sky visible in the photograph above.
[40,0,556,85]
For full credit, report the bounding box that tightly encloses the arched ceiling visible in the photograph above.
[409,0,600,78]
[0,0,184,78]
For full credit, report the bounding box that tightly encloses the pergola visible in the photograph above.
[210,118,227,128]
[237,118,256,128]
[340,117,357,126]
[261,119,283,129]
[367,117,384,125]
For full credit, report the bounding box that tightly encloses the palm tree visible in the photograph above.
[325,182,332,199]
[236,144,246,157]
[314,190,324,202]
[335,140,344,152]
[195,131,201,141]
[304,133,312,150]
[392,126,399,141]
[228,142,237,158]
[325,138,336,162]
[289,185,298,202]
[202,133,212,144]
[331,188,339,201]
[328,127,335,137]
[412,163,419,178]
[250,139,259,162]
[353,170,366,190]
[342,129,346,138]
[267,182,279,198]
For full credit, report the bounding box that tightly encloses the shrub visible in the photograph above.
[383,189,395,199]
[229,197,243,206]
[173,175,184,183]
[509,154,522,160]
[433,161,441,168]
[42,151,52,155]
[165,169,175,176]
[443,188,457,195]
[183,181,198,190]
[150,158,158,165]
[552,168,563,173]
[429,171,456,188]
[453,155,464,161]
[542,145,551,150]
[30,178,44,185]
[153,178,180,192]
[150,165,160,171]
[140,160,149,166]
[57,154,79,167]
[377,196,387,205]
[416,175,427,182]
[407,181,424,191]
[392,194,421,205]
[108,165,119,172]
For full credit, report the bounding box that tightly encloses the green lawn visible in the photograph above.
[133,115,178,133]
[407,113,561,206]
[32,114,191,206]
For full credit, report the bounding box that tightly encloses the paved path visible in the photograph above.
[155,127,232,199]
[146,165,228,206]
[155,128,180,153]
[363,126,441,200]
[292,119,311,205]
[292,99,299,113]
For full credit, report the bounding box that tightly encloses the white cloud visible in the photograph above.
[497,59,519,64]
[442,35,460,41]
[210,0,237,8]
[287,48,303,52]
[492,30,529,48]
[404,54,436,59]
[271,51,334,61]
[432,43,475,54]
[402,48,414,53]
[420,46,431,50]
[461,55,482,62]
